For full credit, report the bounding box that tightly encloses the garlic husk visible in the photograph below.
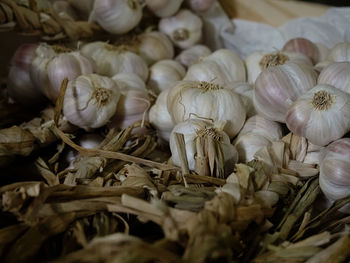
[89,0,142,34]
[175,44,211,68]
[159,9,203,49]
[169,118,238,177]
[52,0,78,20]
[286,84,350,146]
[327,42,350,63]
[229,82,256,117]
[237,115,283,142]
[67,0,94,19]
[282,38,320,64]
[254,62,318,123]
[109,73,150,129]
[187,0,215,13]
[149,88,175,142]
[233,132,271,163]
[137,31,174,65]
[245,51,312,84]
[45,51,96,101]
[148,59,186,94]
[81,41,149,81]
[167,80,246,138]
[319,138,350,212]
[63,74,121,130]
[146,0,184,17]
[317,62,350,94]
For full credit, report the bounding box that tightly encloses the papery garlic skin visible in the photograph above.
[146,0,183,17]
[169,118,238,175]
[175,44,211,68]
[254,62,317,123]
[282,38,320,64]
[137,31,174,65]
[63,74,120,130]
[319,138,350,213]
[318,62,350,94]
[229,82,256,117]
[245,51,312,84]
[327,42,350,63]
[237,115,283,142]
[167,81,246,138]
[81,42,149,81]
[159,9,203,49]
[187,0,215,13]
[149,88,175,141]
[286,84,350,146]
[52,0,78,20]
[89,0,142,34]
[68,0,94,19]
[148,60,186,94]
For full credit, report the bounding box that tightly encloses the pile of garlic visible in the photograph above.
[5,1,350,212]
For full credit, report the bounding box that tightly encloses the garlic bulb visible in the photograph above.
[136,31,174,65]
[254,62,317,122]
[167,80,246,138]
[169,118,238,178]
[187,0,215,13]
[89,0,142,34]
[63,74,121,130]
[245,51,312,84]
[159,9,203,49]
[146,0,183,17]
[315,43,330,62]
[318,62,350,94]
[327,42,350,63]
[7,43,45,105]
[81,41,149,81]
[109,73,150,129]
[148,59,186,94]
[234,132,271,163]
[149,88,175,141]
[237,115,283,142]
[282,38,320,64]
[229,82,256,117]
[319,138,350,213]
[286,84,350,146]
[175,44,211,68]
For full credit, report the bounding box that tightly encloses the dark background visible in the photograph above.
[302,0,350,6]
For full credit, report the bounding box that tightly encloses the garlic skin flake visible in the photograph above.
[159,9,203,49]
[63,74,121,130]
[175,44,211,68]
[89,0,142,34]
[318,62,350,94]
[146,0,183,18]
[254,62,317,123]
[167,81,246,138]
[286,84,350,146]
[148,59,186,94]
[169,118,238,177]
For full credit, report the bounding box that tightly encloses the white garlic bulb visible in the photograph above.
[167,80,246,138]
[89,0,142,34]
[149,88,175,142]
[237,115,283,142]
[245,51,312,84]
[318,62,350,94]
[282,38,320,65]
[286,84,350,146]
[319,138,350,213]
[81,41,149,81]
[109,73,150,129]
[254,62,317,123]
[148,59,186,94]
[7,43,45,105]
[136,31,174,65]
[229,82,256,117]
[187,0,215,13]
[146,0,183,17]
[175,44,211,68]
[169,118,238,177]
[327,42,350,62]
[63,74,121,130]
[159,9,203,49]
[233,132,272,163]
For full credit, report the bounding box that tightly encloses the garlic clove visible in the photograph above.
[175,44,211,68]
[148,59,186,94]
[327,42,350,63]
[286,84,350,146]
[282,37,320,65]
[317,62,350,94]
[159,9,203,49]
[63,74,121,130]
[89,0,142,34]
[254,62,318,123]
[146,0,184,18]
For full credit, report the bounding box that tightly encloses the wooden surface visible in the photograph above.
[218,0,330,26]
